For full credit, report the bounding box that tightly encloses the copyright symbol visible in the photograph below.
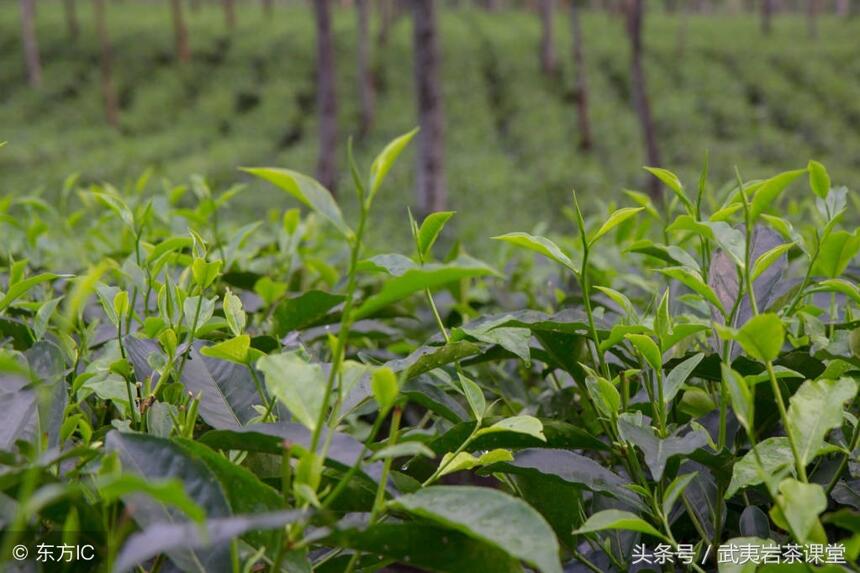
[12,545,28,560]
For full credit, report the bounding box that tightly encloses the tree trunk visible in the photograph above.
[412,0,446,213]
[94,0,120,127]
[625,0,661,199]
[835,0,849,16]
[263,0,274,17]
[314,0,338,192]
[64,0,79,41]
[20,0,42,88]
[570,0,591,151]
[539,0,557,75]
[224,0,236,31]
[170,0,191,63]
[356,0,375,138]
[806,0,819,37]
[378,0,394,47]
[761,0,773,34]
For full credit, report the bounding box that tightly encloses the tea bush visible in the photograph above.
[1,132,859,572]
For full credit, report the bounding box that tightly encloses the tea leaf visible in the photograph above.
[368,128,418,202]
[475,415,546,442]
[242,167,352,238]
[418,211,455,259]
[808,160,830,199]
[787,377,857,465]
[258,352,327,432]
[573,509,667,541]
[390,486,563,573]
[492,232,577,273]
[588,207,644,246]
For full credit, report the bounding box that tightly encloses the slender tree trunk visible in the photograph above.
[378,0,394,47]
[761,0,773,34]
[314,0,338,192]
[224,0,236,31]
[570,0,592,151]
[170,0,191,63]
[539,0,557,75]
[625,0,661,199]
[806,0,819,37]
[94,0,120,127]
[64,0,79,41]
[356,0,375,138]
[835,0,849,16]
[20,0,42,88]
[412,0,446,213]
[263,0,274,16]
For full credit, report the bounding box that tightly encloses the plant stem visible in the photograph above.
[580,248,608,378]
[175,289,204,381]
[825,398,859,495]
[766,360,807,482]
[310,204,368,457]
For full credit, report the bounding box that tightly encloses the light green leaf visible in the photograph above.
[369,128,418,203]
[242,167,352,238]
[808,160,830,199]
[787,377,857,465]
[721,364,754,434]
[662,472,697,517]
[625,334,662,370]
[459,373,486,421]
[751,242,794,282]
[664,353,705,403]
[813,229,860,278]
[372,441,435,461]
[775,478,827,543]
[594,286,635,317]
[191,259,221,290]
[0,273,62,313]
[390,486,563,573]
[223,289,246,337]
[491,232,577,273]
[353,256,497,320]
[200,335,250,364]
[258,352,327,431]
[644,167,693,212]
[718,313,784,363]
[97,474,205,523]
[417,211,455,259]
[475,415,546,442]
[658,267,726,316]
[586,376,621,419]
[726,437,793,498]
[573,509,668,541]
[749,169,806,221]
[371,366,399,413]
[809,278,860,305]
[589,207,644,246]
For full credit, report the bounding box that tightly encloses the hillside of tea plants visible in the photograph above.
[3,4,860,245]
[1,130,859,572]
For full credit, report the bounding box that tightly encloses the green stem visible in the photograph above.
[766,361,807,482]
[580,248,609,378]
[309,205,368,457]
[175,290,204,382]
[825,399,859,496]
[344,407,402,573]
